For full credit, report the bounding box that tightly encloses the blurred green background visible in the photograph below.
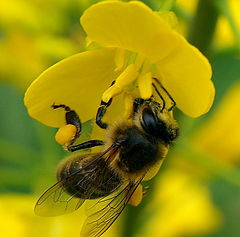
[0,0,240,236]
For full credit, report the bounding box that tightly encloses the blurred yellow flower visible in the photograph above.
[0,194,120,237]
[176,0,198,13]
[176,0,240,48]
[214,0,240,48]
[0,32,45,90]
[137,169,222,237]
[24,1,214,128]
[192,82,240,164]
[169,81,240,184]
[0,0,80,90]
[174,0,198,36]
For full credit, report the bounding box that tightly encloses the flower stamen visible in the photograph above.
[138,72,153,99]
[134,53,146,71]
[114,48,126,72]
[102,63,139,103]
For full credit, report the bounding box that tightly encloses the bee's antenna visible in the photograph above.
[152,78,176,111]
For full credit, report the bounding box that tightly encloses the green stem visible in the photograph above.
[188,0,219,56]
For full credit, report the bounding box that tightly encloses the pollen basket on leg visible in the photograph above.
[55,124,77,146]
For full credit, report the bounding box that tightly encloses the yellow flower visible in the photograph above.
[170,82,240,181]
[136,169,222,237]
[192,81,240,164]
[24,1,214,128]
[0,0,79,90]
[0,194,120,237]
[214,0,240,48]
[176,0,240,48]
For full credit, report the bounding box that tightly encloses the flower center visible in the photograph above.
[102,50,154,112]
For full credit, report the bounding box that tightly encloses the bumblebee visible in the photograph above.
[35,80,179,237]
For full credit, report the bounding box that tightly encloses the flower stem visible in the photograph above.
[188,0,219,56]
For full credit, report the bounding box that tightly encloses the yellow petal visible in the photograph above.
[155,36,215,117]
[24,48,119,127]
[157,11,178,29]
[81,1,180,63]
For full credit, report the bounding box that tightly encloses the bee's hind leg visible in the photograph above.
[128,184,144,206]
[52,103,105,152]
[52,103,81,136]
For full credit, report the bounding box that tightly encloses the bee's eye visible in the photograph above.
[141,108,163,136]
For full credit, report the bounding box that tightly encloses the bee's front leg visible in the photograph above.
[96,80,116,129]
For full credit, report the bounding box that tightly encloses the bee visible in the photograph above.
[35,79,179,237]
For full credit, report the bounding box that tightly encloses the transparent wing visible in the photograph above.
[35,178,86,216]
[35,145,120,217]
[81,175,145,237]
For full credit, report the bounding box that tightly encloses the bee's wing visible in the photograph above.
[34,178,86,216]
[81,175,145,237]
[35,145,120,217]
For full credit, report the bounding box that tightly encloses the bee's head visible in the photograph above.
[134,99,179,144]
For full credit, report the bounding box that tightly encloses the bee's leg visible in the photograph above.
[96,81,115,129]
[142,186,150,197]
[52,104,104,152]
[52,103,81,135]
[128,184,143,206]
[52,104,82,147]
[67,139,104,152]
[96,99,112,129]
